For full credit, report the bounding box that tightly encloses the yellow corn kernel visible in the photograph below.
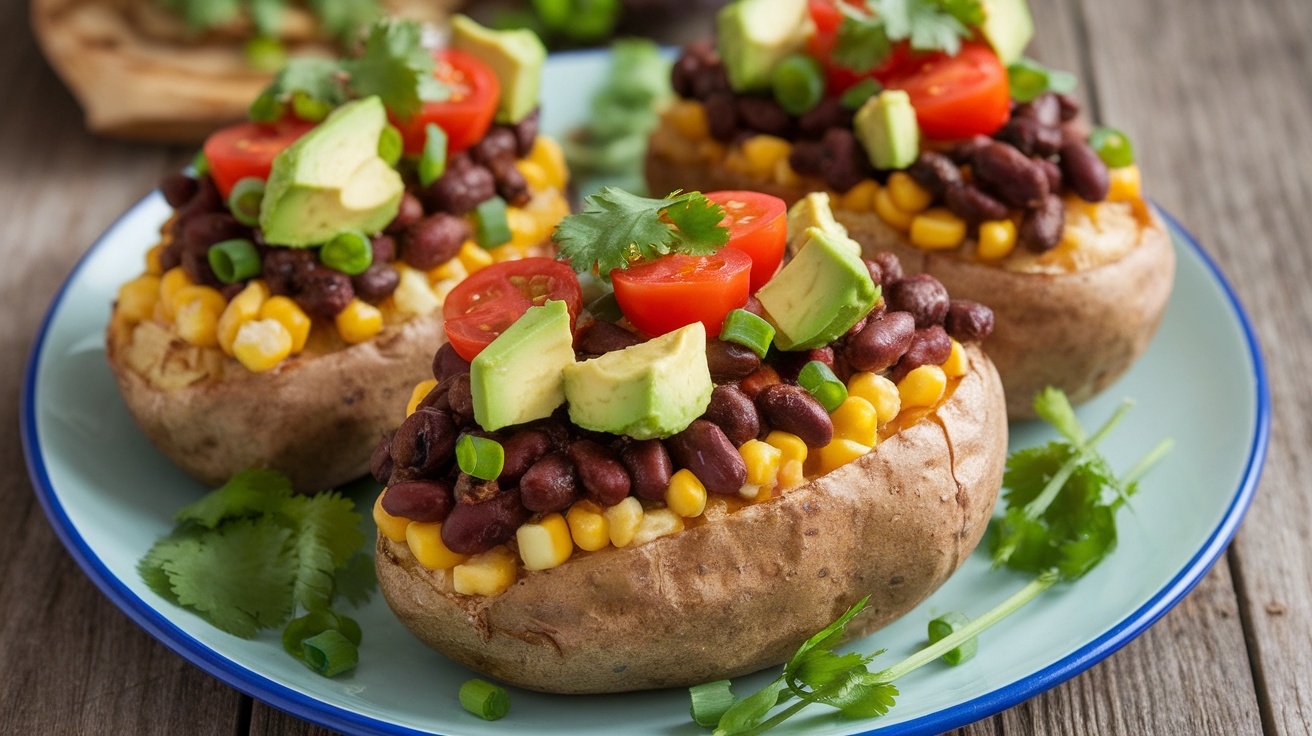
[232,318,293,373]
[507,209,540,251]
[741,135,792,178]
[515,159,552,192]
[157,267,194,321]
[516,513,574,571]
[258,296,311,353]
[452,545,517,596]
[764,431,808,466]
[667,99,710,141]
[778,458,805,490]
[527,135,569,190]
[566,500,611,552]
[887,171,933,213]
[665,469,708,518]
[723,148,752,176]
[977,219,1018,260]
[457,240,495,274]
[604,496,644,548]
[116,274,161,324]
[406,521,469,570]
[847,372,901,425]
[335,299,384,344]
[815,438,872,476]
[172,285,226,348]
[909,208,968,250]
[630,508,685,547]
[697,139,726,163]
[739,439,783,488]
[774,158,801,187]
[898,364,947,408]
[830,396,879,447]
[145,244,165,276]
[943,339,969,378]
[428,257,469,284]
[392,265,441,317]
[216,280,269,355]
[407,379,438,417]
[873,187,915,231]
[838,180,880,212]
[373,491,413,543]
[1107,165,1142,202]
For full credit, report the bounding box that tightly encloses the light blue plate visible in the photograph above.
[21,51,1269,736]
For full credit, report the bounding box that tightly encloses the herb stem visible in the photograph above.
[1023,400,1134,521]
[1122,438,1175,486]
[715,699,810,736]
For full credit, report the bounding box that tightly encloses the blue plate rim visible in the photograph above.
[19,201,1270,736]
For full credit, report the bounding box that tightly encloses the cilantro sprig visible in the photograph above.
[833,0,983,73]
[690,388,1172,734]
[153,0,382,42]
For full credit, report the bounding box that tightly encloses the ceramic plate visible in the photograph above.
[22,51,1268,736]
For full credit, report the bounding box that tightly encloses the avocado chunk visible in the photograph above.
[786,193,851,255]
[471,300,576,431]
[562,322,712,440]
[716,0,814,92]
[854,90,920,170]
[979,0,1035,65]
[756,228,879,351]
[451,14,546,124]
[259,97,404,247]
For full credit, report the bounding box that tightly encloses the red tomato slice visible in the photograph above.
[442,258,583,361]
[202,119,316,200]
[806,0,911,94]
[705,191,788,293]
[394,49,502,156]
[880,42,1011,140]
[611,249,753,337]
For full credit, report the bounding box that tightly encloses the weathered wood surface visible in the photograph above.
[1,0,1307,734]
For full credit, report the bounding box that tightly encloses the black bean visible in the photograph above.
[499,430,552,484]
[890,325,953,383]
[1037,158,1063,193]
[577,320,642,356]
[519,453,580,513]
[776,346,836,383]
[671,52,700,99]
[887,274,950,329]
[385,192,425,235]
[471,127,519,167]
[705,92,738,142]
[1059,141,1110,202]
[944,184,1010,225]
[907,151,962,197]
[705,338,761,382]
[177,176,223,220]
[1055,93,1081,121]
[160,173,198,209]
[177,212,248,254]
[382,479,455,523]
[620,440,674,501]
[352,265,399,303]
[703,385,760,447]
[788,139,826,177]
[402,213,471,270]
[445,373,474,423]
[262,247,317,296]
[1015,93,1062,127]
[1019,194,1066,252]
[948,135,993,165]
[423,155,497,215]
[995,116,1062,158]
[390,408,457,476]
[972,141,1050,208]
[432,343,472,383]
[181,248,224,288]
[294,267,354,318]
[509,109,540,158]
[796,97,846,138]
[743,295,766,318]
[567,439,632,507]
[665,420,747,495]
[821,128,866,192]
[755,385,833,449]
[872,252,903,292]
[844,311,915,373]
[945,300,995,342]
[370,234,397,263]
[371,436,394,485]
[490,159,531,207]
[454,472,502,504]
[441,489,529,555]
[690,58,731,100]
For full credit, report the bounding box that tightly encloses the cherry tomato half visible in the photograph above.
[881,42,1011,140]
[202,119,316,200]
[806,0,912,95]
[394,49,502,156]
[705,191,788,293]
[442,258,583,361]
[611,248,753,337]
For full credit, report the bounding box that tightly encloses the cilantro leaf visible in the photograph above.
[341,20,439,122]
[833,12,892,74]
[872,0,973,54]
[306,0,384,41]
[552,188,728,278]
[334,551,378,607]
[282,492,366,610]
[935,0,985,27]
[829,677,899,718]
[712,678,794,736]
[175,468,293,529]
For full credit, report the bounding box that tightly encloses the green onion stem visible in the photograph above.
[419,123,449,188]
[320,230,373,276]
[208,239,261,284]
[301,629,359,677]
[459,678,510,720]
[227,177,266,227]
[457,435,505,481]
[719,309,774,359]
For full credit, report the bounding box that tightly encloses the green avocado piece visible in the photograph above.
[562,322,712,440]
[451,14,546,125]
[471,300,576,432]
[259,97,404,247]
[716,0,813,92]
[854,89,920,170]
[786,192,851,255]
[978,0,1035,65]
[756,228,879,351]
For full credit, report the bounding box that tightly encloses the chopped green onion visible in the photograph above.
[301,629,359,677]
[291,91,333,123]
[839,78,883,110]
[928,611,977,665]
[457,435,505,480]
[192,149,211,178]
[1088,126,1135,168]
[244,36,286,72]
[419,123,449,188]
[771,54,825,116]
[689,680,736,728]
[227,177,266,227]
[798,360,847,413]
[320,231,373,275]
[718,309,775,359]
[248,91,284,124]
[282,610,339,659]
[472,195,512,248]
[378,124,403,168]
[459,678,510,721]
[207,239,261,284]
[1007,57,1078,103]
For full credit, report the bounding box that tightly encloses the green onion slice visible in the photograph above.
[320,230,374,276]
[247,91,284,124]
[771,54,825,117]
[472,195,512,248]
[291,91,333,123]
[1007,57,1077,103]
[301,629,359,677]
[928,611,977,665]
[1087,126,1135,168]
[192,149,211,178]
[456,435,505,480]
[839,78,883,110]
[208,239,261,284]
[282,610,338,660]
[718,309,775,359]
[244,36,286,72]
[378,124,404,168]
[227,177,266,226]
[798,360,848,413]
[689,680,736,728]
[419,123,449,188]
[459,678,510,721]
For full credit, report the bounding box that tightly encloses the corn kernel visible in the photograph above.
[847,372,901,425]
[838,180,880,212]
[428,257,469,284]
[392,265,441,317]
[764,431,808,467]
[516,513,574,571]
[830,396,879,447]
[452,545,517,596]
[145,244,165,276]
[778,459,805,490]
[403,521,468,570]
[258,296,311,353]
[909,208,968,250]
[173,285,227,348]
[873,187,915,231]
[943,339,969,378]
[665,469,708,518]
[604,497,644,548]
[887,171,934,213]
[667,99,710,141]
[697,140,726,163]
[815,438,873,476]
[723,148,752,176]
[977,219,1018,260]
[1107,165,1142,202]
[157,267,193,321]
[898,364,948,408]
[630,508,685,547]
[116,274,161,324]
[457,240,495,274]
[407,379,438,417]
[566,500,611,552]
[216,280,269,355]
[232,318,293,373]
[527,136,569,190]
[739,439,783,488]
[335,299,384,344]
[741,135,792,178]
[507,208,540,251]
[774,158,801,187]
[373,491,412,543]
[516,159,551,192]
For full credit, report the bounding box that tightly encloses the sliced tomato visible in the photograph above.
[881,42,1011,140]
[705,191,788,293]
[394,49,502,157]
[611,249,753,337]
[442,258,583,361]
[806,0,912,94]
[202,119,316,200]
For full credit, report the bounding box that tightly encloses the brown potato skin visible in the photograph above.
[375,343,1007,694]
[647,152,1176,419]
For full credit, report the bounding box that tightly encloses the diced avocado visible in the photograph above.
[786,193,851,255]
[562,322,712,440]
[716,0,814,92]
[259,97,404,247]
[854,90,920,170]
[978,0,1034,65]
[471,300,575,431]
[451,14,546,124]
[756,228,879,351]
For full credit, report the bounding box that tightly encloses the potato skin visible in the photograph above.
[375,343,1006,694]
[647,152,1176,419]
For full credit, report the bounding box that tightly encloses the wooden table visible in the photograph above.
[3,0,1308,733]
